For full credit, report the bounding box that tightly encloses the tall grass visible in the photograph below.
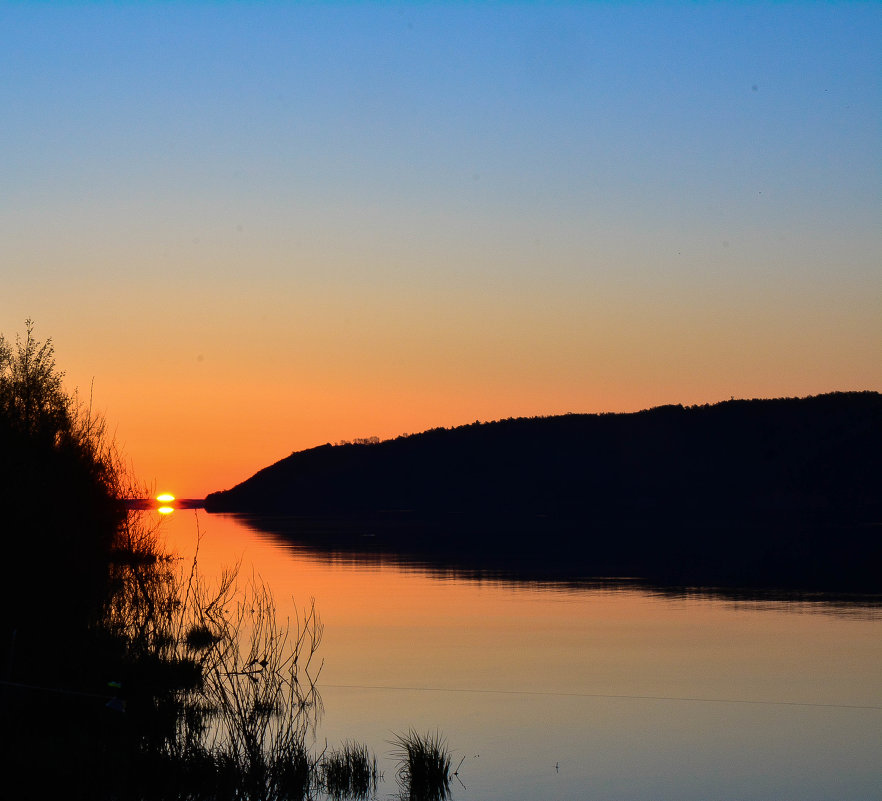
[100,513,324,800]
[390,729,453,801]
[320,740,379,799]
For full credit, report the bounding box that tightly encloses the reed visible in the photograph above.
[390,729,453,801]
[97,512,324,800]
[320,740,379,799]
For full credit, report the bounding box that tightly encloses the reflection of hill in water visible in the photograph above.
[231,512,882,609]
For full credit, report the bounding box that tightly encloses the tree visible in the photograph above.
[0,318,70,443]
[0,320,125,634]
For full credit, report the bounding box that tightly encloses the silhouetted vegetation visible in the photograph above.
[98,518,325,800]
[390,729,453,801]
[207,392,882,591]
[319,740,379,799]
[1,322,456,800]
[0,323,317,798]
[1,320,126,632]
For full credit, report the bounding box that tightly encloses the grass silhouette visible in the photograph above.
[320,739,380,799]
[390,729,453,801]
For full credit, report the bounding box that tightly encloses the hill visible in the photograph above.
[205,392,882,590]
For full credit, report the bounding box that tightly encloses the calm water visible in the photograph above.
[157,509,881,801]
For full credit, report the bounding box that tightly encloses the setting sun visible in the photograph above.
[156,493,175,503]
[157,506,175,515]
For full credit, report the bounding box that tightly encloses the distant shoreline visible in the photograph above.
[124,498,206,511]
[201,392,882,593]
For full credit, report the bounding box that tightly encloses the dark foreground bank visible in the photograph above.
[0,322,454,801]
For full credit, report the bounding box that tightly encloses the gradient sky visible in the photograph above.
[2,2,880,498]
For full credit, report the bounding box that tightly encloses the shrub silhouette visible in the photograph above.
[0,322,440,801]
[0,320,127,635]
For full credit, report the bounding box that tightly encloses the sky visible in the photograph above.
[2,2,880,498]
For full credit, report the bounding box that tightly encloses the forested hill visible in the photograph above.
[206,392,881,527]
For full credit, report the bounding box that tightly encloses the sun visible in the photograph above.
[156,493,175,503]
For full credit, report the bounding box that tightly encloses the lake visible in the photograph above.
[156,509,881,801]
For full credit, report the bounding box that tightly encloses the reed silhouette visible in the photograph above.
[319,740,379,799]
[390,729,454,801]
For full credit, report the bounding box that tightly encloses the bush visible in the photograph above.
[0,321,126,635]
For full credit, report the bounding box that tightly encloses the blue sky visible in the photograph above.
[2,2,879,495]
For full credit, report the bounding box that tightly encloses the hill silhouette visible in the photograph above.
[205,392,882,590]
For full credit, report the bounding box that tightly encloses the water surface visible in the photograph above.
[157,509,881,800]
